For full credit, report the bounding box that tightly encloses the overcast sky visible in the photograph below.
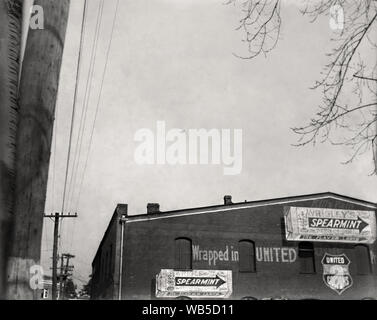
[40,0,377,287]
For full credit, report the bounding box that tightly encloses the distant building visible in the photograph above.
[91,192,377,300]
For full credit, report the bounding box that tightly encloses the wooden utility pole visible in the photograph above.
[59,254,64,299]
[44,213,77,300]
[61,253,75,300]
[52,213,59,300]
[0,0,22,300]
[5,0,70,300]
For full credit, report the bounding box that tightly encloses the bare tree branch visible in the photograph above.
[228,0,377,174]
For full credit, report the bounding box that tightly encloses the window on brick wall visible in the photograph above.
[175,238,192,270]
[239,240,256,272]
[298,242,315,274]
[355,245,371,275]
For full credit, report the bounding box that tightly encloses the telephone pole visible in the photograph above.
[5,0,70,300]
[44,212,77,300]
[0,0,22,300]
[61,253,74,300]
[59,254,64,299]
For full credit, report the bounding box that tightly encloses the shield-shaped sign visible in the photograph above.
[321,253,353,295]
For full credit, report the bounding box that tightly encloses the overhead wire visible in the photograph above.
[52,0,120,284]
[59,0,100,255]
[75,0,120,210]
[65,0,91,255]
[66,0,105,213]
[65,0,106,257]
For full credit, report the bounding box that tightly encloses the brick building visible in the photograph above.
[91,192,377,300]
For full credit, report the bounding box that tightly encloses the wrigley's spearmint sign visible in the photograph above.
[285,207,376,244]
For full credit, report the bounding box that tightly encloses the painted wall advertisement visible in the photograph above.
[284,207,376,244]
[192,245,297,266]
[156,269,232,299]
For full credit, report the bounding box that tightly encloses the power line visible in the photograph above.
[66,0,104,213]
[76,0,120,209]
[64,0,105,257]
[60,0,92,215]
[61,0,103,255]
[65,0,90,254]
[49,0,120,282]
[60,0,93,264]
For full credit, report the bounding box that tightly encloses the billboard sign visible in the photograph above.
[284,207,376,244]
[156,269,232,299]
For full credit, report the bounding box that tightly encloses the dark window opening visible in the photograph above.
[298,242,315,274]
[355,245,371,275]
[175,238,192,270]
[239,240,256,273]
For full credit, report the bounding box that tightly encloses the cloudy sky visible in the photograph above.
[39,0,377,286]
